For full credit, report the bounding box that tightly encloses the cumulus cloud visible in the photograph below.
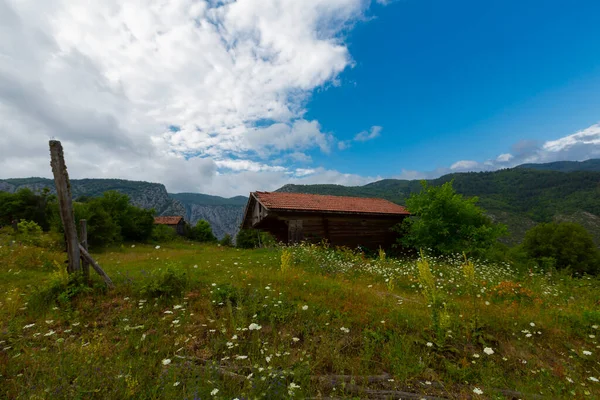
[338,125,382,149]
[0,0,373,196]
[394,123,600,180]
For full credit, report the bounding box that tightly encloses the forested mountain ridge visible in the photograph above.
[277,166,600,244]
[2,159,599,244]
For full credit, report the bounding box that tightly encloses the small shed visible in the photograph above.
[241,192,410,249]
[154,216,186,235]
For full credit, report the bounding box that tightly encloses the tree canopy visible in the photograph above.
[397,181,507,255]
[522,222,600,275]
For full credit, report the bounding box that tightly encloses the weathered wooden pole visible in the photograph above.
[49,140,80,274]
[79,245,114,289]
[80,219,90,281]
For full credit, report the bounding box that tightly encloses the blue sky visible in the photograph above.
[2,0,600,196]
[308,0,600,177]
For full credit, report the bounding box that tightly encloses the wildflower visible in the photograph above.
[23,323,35,329]
[292,337,300,342]
[211,388,219,396]
[173,382,180,387]
[483,347,494,355]
[526,333,532,338]
[473,387,483,395]
[426,342,433,347]
[164,311,173,314]
[235,355,248,360]
[44,330,55,337]
[155,245,160,249]
[340,327,350,333]
[172,320,180,324]
[173,305,183,310]
[249,323,261,331]
[45,320,54,324]
[302,305,308,311]
[193,264,198,268]
[162,358,171,366]
[473,353,480,358]
[583,350,592,356]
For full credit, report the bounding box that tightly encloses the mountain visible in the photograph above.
[277,164,600,245]
[0,178,246,239]
[2,158,599,244]
[169,193,247,239]
[516,159,600,173]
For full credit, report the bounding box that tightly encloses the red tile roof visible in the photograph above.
[154,216,184,225]
[253,192,410,215]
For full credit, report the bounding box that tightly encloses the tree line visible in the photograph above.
[0,188,228,248]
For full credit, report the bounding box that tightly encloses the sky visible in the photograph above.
[1,0,600,197]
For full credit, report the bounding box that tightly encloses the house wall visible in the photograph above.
[258,212,406,249]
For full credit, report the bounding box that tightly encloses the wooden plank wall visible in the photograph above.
[263,213,407,249]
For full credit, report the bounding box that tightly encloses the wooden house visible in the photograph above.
[241,192,410,248]
[154,216,186,235]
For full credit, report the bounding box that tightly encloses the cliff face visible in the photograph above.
[184,204,244,239]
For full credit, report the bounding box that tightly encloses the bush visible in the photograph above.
[151,224,178,242]
[190,220,217,243]
[236,229,276,249]
[28,262,93,314]
[522,222,600,275]
[219,234,233,247]
[16,220,43,245]
[139,267,188,298]
[395,180,507,255]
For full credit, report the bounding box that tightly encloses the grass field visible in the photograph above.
[1,232,599,399]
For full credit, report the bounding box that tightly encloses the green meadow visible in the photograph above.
[1,232,599,399]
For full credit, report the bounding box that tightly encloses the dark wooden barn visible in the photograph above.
[241,192,410,248]
[154,216,186,235]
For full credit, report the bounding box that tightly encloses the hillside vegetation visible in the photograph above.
[278,167,600,244]
[1,231,599,399]
[2,159,600,244]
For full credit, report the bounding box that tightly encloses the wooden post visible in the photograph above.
[80,219,90,281]
[49,140,80,274]
[79,245,115,289]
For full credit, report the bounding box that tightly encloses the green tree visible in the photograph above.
[522,222,600,275]
[191,220,217,243]
[396,181,507,255]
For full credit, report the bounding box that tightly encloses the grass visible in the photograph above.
[0,231,599,399]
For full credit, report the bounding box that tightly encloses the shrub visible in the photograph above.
[139,267,188,298]
[522,222,600,275]
[236,229,277,249]
[190,220,217,242]
[28,262,93,314]
[16,220,43,245]
[219,234,233,247]
[151,224,178,242]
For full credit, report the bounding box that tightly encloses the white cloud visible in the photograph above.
[0,0,374,196]
[496,153,513,162]
[338,125,382,149]
[450,160,479,170]
[354,125,382,142]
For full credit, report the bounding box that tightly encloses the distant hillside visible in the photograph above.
[3,158,599,244]
[277,167,600,245]
[169,193,247,239]
[0,178,246,239]
[516,159,600,173]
